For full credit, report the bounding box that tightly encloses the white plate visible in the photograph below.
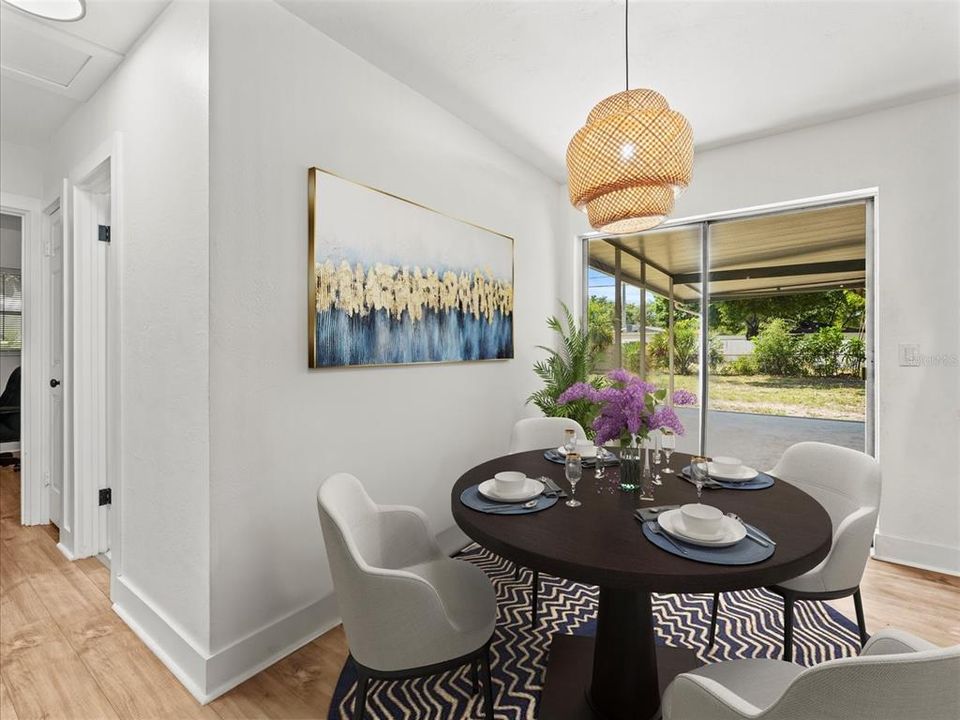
[478,478,545,503]
[707,462,759,482]
[657,509,747,547]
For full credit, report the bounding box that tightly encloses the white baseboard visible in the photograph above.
[112,575,209,702]
[112,573,343,704]
[56,542,75,560]
[873,532,960,577]
[204,593,341,701]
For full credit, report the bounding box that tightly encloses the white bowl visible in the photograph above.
[711,456,743,476]
[679,503,724,538]
[493,471,527,497]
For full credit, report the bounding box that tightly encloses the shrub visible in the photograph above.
[721,354,759,375]
[753,319,802,375]
[708,335,724,372]
[646,321,723,375]
[797,326,845,376]
[842,337,866,375]
[623,341,644,375]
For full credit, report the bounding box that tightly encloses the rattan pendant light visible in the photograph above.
[566,0,693,234]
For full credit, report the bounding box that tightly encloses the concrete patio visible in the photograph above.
[675,408,866,471]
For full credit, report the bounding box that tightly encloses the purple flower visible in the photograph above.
[557,382,601,405]
[556,368,683,445]
[650,405,686,436]
[672,389,698,406]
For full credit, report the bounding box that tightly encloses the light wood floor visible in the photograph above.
[1,465,958,719]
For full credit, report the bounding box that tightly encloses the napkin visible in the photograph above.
[634,505,680,522]
[540,476,568,498]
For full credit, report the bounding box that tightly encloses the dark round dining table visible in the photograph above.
[451,449,832,720]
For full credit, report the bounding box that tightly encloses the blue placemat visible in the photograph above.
[640,520,775,565]
[543,448,618,467]
[681,466,775,491]
[460,484,559,515]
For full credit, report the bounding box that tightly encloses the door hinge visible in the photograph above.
[99,488,112,506]
[98,225,111,243]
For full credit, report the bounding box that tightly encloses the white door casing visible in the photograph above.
[63,133,122,561]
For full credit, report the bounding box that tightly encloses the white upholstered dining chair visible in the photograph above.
[663,628,960,719]
[317,473,498,719]
[708,442,881,661]
[508,416,587,455]
[507,417,587,627]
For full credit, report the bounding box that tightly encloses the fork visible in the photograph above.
[646,522,688,555]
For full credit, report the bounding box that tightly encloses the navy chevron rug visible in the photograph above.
[328,544,862,719]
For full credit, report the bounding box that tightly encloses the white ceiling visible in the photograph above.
[279,0,960,182]
[1,0,170,146]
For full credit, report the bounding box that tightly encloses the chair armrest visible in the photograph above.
[819,505,878,590]
[862,628,938,656]
[663,674,763,720]
[0,406,18,414]
[377,504,444,566]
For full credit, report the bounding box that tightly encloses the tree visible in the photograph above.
[713,290,865,338]
[587,296,614,353]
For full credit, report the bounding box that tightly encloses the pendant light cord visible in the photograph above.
[625,0,629,91]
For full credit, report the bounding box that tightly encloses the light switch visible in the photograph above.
[899,344,920,367]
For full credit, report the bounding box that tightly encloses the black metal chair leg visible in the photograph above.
[783,594,795,662]
[480,646,495,718]
[354,666,370,720]
[853,587,868,647]
[708,591,721,647]
[530,571,539,627]
[513,563,519,580]
[471,658,479,694]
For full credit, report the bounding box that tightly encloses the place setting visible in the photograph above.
[679,455,776,491]
[543,433,618,468]
[636,501,777,565]
[460,470,566,515]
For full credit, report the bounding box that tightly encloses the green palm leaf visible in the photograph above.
[526,302,605,436]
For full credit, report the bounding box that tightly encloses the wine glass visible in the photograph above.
[661,431,676,473]
[563,428,577,455]
[689,455,710,502]
[565,453,582,508]
[594,443,607,481]
[646,435,662,486]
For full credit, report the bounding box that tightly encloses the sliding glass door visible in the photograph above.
[583,196,874,467]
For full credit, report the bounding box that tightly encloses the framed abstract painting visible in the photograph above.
[308,168,515,368]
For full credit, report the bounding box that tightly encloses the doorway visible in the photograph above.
[1,213,23,470]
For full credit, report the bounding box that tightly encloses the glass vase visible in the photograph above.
[619,434,642,492]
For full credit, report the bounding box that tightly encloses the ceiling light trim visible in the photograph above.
[2,0,86,22]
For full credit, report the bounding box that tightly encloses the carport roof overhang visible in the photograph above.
[587,202,867,301]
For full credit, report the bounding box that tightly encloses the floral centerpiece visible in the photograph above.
[558,369,697,491]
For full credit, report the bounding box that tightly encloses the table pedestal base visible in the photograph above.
[538,636,700,720]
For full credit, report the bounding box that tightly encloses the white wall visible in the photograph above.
[44,0,212,664]
[207,0,567,685]
[570,94,960,574]
[1,141,43,199]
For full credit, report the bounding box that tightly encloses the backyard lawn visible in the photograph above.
[648,371,865,421]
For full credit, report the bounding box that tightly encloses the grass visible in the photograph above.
[647,371,865,421]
